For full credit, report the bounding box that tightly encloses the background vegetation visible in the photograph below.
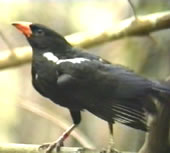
[0,0,170,152]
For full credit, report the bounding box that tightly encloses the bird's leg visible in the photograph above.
[39,124,76,153]
[107,123,120,153]
[39,111,81,153]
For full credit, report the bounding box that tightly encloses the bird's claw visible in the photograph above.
[39,143,51,150]
[39,141,64,153]
[38,125,75,153]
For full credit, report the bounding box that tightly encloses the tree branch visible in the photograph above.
[139,102,170,153]
[0,30,15,54]
[1,11,170,69]
[66,11,170,47]
[139,78,170,153]
[0,46,32,69]
[0,143,134,153]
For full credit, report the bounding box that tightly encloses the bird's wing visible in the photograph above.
[56,59,150,131]
[58,59,152,97]
[87,99,148,131]
[69,47,111,64]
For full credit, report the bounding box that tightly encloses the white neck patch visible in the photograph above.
[43,52,90,64]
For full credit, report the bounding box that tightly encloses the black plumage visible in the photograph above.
[12,22,170,152]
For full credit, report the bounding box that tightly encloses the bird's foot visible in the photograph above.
[39,124,76,153]
[39,139,64,153]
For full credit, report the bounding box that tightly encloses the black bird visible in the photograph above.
[12,22,170,152]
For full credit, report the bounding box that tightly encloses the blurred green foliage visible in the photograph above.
[0,0,170,152]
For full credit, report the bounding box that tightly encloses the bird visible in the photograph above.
[12,22,170,153]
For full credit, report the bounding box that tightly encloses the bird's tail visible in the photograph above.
[151,80,170,103]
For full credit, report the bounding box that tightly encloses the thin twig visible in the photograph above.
[127,0,137,19]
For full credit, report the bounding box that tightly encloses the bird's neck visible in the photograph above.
[32,47,77,64]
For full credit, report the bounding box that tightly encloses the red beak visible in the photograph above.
[12,22,32,37]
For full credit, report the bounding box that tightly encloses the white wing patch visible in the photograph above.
[43,52,90,64]
[57,58,89,64]
[43,52,59,62]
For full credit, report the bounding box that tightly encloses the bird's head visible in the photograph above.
[12,22,71,51]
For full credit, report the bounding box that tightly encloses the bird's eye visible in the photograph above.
[35,29,44,36]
